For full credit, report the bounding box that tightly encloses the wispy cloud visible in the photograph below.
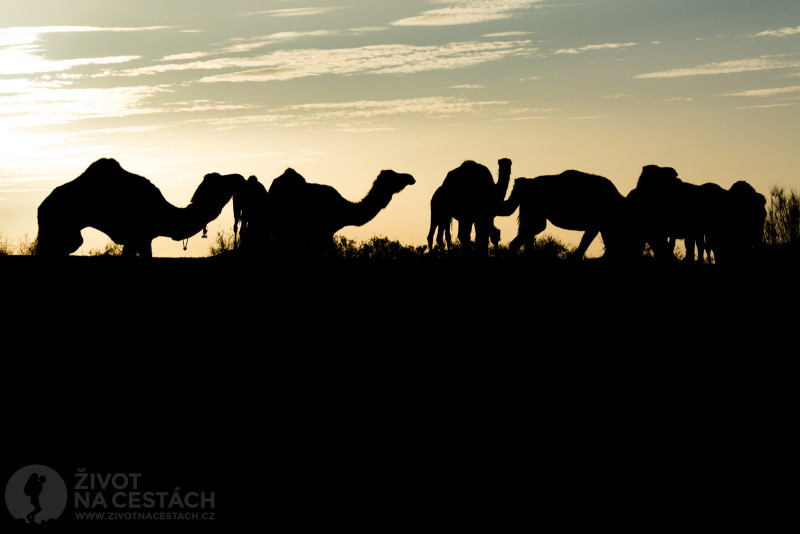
[569,114,607,120]
[735,103,798,109]
[0,25,169,75]
[240,7,343,18]
[555,42,637,55]
[188,96,510,130]
[722,85,800,97]
[173,40,537,83]
[159,51,211,62]
[0,80,168,128]
[483,31,533,38]
[752,26,800,38]
[392,0,545,27]
[635,56,800,79]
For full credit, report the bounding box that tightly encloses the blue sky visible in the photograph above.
[1,1,798,256]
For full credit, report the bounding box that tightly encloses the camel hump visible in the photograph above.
[459,160,489,173]
[280,168,306,183]
[85,158,122,173]
[269,168,307,195]
[443,160,493,188]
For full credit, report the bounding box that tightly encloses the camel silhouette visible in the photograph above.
[427,158,512,254]
[705,180,767,263]
[237,167,415,254]
[497,170,629,260]
[626,165,766,263]
[233,175,269,251]
[626,165,720,262]
[36,158,245,257]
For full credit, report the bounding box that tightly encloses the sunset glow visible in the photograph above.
[1,1,798,257]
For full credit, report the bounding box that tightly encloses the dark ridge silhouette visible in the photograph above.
[235,166,415,256]
[626,165,766,263]
[36,158,245,257]
[427,158,511,254]
[497,169,630,260]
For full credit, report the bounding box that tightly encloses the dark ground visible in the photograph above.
[1,252,795,531]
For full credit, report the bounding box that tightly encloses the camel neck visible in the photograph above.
[164,202,218,241]
[346,188,394,228]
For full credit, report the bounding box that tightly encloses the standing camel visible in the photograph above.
[427,158,512,254]
[37,158,245,257]
[498,170,629,260]
[232,175,269,251]
[626,165,766,263]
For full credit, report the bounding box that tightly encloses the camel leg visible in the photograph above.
[474,219,490,255]
[510,216,545,253]
[427,222,436,251]
[684,237,696,262]
[573,228,598,260]
[489,224,501,248]
[696,235,707,263]
[457,220,473,250]
[444,224,452,249]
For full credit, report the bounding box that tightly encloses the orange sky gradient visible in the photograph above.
[1,1,798,257]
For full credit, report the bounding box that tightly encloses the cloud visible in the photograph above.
[555,42,637,55]
[735,103,798,109]
[0,51,140,76]
[220,30,338,53]
[188,96,510,130]
[283,96,508,116]
[178,40,536,83]
[392,0,545,27]
[0,25,169,75]
[482,31,533,38]
[159,28,387,63]
[0,80,168,128]
[240,7,343,17]
[752,26,800,38]
[159,51,211,62]
[635,56,800,79]
[722,85,800,97]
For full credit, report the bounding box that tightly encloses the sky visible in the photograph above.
[1,0,798,257]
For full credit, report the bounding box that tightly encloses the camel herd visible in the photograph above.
[35,157,766,263]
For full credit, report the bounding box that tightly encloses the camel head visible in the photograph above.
[190,173,246,209]
[636,165,679,190]
[498,158,512,177]
[36,180,86,256]
[374,170,416,195]
[36,225,84,257]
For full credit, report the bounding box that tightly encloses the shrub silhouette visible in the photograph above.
[208,229,237,257]
[0,232,12,255]
[87,242,124,256]
[764,186,800,246]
